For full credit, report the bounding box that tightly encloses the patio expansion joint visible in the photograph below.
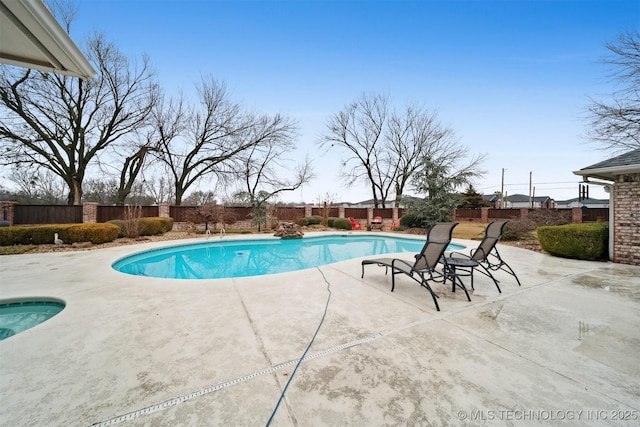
[88,264,608,426]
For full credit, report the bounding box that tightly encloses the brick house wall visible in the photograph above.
[613,173,640,265]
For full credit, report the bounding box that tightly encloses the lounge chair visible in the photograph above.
[348,217,362,230]
[443,220,521,293]
[361,222,459,311]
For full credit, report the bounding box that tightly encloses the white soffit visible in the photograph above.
[0,0,95,78]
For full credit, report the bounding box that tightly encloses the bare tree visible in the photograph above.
[155,76,299,205]
[314,192,338,227]
[0,28,158,204]
[233,135,313,230]
[386,104,458,206]
[318,93,388,207]
[9,167,66,204]
[83,177,119,204]
[318,93,473,207]
[586,30,640,152]
[142,173,174,205]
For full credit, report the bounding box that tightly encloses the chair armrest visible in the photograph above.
[391,258,413,269]
[449,251,471,259]
[470,247,489,260]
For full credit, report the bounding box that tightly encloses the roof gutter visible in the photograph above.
[0,0,95,79]
[573,165,640,181]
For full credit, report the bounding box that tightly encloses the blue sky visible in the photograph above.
[73,0,639,203]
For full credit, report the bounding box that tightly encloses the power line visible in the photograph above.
[479,181,579,190]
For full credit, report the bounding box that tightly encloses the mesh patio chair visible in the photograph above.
[444,220,521,293]
[361,222,459,311]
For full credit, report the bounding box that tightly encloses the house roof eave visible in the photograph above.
[0,0,95,79]
[573,164,640,182]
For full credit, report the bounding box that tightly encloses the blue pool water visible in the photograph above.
[0,300,65,341]
[113,235,464,280]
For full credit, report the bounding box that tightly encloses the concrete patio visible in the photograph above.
[1,232,639,426]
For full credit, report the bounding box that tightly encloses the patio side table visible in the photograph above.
[441,256,478,302]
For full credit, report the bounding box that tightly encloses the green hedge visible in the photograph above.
[536,223,609,260]
[399,214,424,228]
[298,216,323,226]
[332,218,352,230]
[297,216,354,230]
[0,223,121,246]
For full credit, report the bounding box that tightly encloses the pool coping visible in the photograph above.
[110,231,466,280]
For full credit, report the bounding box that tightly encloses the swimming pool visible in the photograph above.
[0,299,65,341]
[113,234,465,279]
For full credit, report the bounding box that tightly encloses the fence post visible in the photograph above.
[0,201,17,225]
[571,207,583,224]
[83,202,98,223]
[304,205,312,217]
[520,208,529,220]
[158,203,170,218]
[481,207,489,223]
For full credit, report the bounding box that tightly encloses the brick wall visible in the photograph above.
[613,173,640,265]
[0,201,16,225]
[82,202,98,223]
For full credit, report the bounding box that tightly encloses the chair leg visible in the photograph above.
[478,263,502,293]
[431,290,440,311]
[501,262,522,286]
[450,271,472,302]
[491,248,522,287]
[421,282,440,311]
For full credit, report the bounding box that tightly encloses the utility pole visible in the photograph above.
[529,171,533,208]
[533,186,536,208]
[501,168,505,209]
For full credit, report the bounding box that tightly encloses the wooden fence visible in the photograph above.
[97,206,159,223]
[454,208,609,223]
[581,208,609,222]
[8,204,400,226]
[13,205,83,225]
[12,204,605,227]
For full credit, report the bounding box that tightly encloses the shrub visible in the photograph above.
[502,220,536,241]
[158,217,174,232]
[332,218,352,230]
[138,218,160,236]
[528,209,571,227]
[0,226,32,245]
[107,220,127,237]
[122,205,142,238]
[0,223,120,246]
[63,223,121,244]
[399,214,423,229]
[298,216,323,226]
[537,223,609,260]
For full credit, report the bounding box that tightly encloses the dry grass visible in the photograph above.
[451,222,487,240]
[451,221,543,252]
